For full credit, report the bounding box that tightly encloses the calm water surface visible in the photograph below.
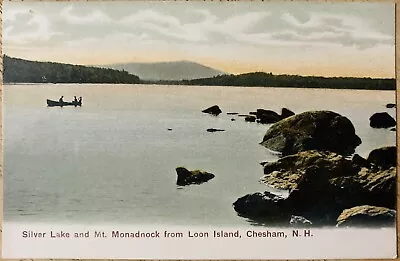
[4,84,396,226]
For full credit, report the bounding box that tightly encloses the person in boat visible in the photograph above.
[78,96,82,105]
[59,96,64,103]
[73,96,78,103]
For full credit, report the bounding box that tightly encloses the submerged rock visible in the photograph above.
[206,128,225,133]
[367,146,397,170]
[176,167,215,186]
[260,110,361,156]
[245,116,256,122]
[202,105,222,116]
[369,112,396,128]
[336,205,396,227]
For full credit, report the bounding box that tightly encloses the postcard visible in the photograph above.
[2,1,397,259]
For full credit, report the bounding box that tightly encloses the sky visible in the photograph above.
[3,1,395,78]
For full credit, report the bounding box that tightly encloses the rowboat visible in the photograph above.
[47,99,82,107]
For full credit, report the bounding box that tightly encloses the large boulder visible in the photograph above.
[367,146,397,170]
[202,105,222,116]
[261,150,357,190]
[369,112,396,128]
[330,167,396,209]
[176,167,215,186]
[336,205,396,227]
[260,110,362,156]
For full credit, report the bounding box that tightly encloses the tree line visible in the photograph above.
[3,55,140,84]
[153,72,395,90]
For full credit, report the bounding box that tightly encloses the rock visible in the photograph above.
[390,128,396,131]
[260,161,269,166]
[367,146,396,170]
[258,150,396,224]
[281,108,295,119]
[238,114,250,117]
[176,167,215,186]
[351,154,371,169]
[256,109,282,124]
[231,118,236,121]
[249,111,257,115]
[245,116,256,122]
[369,112,396,128]
[206,128,225,133]
[227,112,239,115]
[261,150,358,190]
[233,191,288,220]
[330,167,397,210]
[386,103,396,108]
[260,110,362,156]
[167,128,173,131]
[336,205,396,227]
[289,215,312,227]
[202,105,222,116]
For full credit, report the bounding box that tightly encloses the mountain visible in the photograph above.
[3,55,140,84]
[102,61,226,81]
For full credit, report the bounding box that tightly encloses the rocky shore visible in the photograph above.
[198,104,396,227]
[231,109,397,227]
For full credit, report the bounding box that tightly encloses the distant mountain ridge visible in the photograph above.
[102,61,226,81]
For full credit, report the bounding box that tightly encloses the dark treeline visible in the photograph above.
[151,72,395,90]
[3,55,141,84]
[3,55,395,90]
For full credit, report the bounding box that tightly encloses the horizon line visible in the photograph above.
[3,54,395,80]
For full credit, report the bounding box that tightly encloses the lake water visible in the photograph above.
[3,84,396,226]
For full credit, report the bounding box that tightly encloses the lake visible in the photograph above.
[3,84,396,226]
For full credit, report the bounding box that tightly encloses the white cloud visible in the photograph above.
[4,13,63,44]
[281,12,393,46]
[3,8,31,22]
[60,5,111,24]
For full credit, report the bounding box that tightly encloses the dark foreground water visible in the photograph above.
[4,84,396,226]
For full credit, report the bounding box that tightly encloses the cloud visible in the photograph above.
[60,6,111,25]
[279,12,393,48]
[3,7,31,22]
[4,12,63,44]
[116,9,270,43]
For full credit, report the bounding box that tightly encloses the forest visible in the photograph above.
[155,72,395,90]
[3,55,141,84]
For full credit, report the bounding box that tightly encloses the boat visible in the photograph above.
[46,99,82,107]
